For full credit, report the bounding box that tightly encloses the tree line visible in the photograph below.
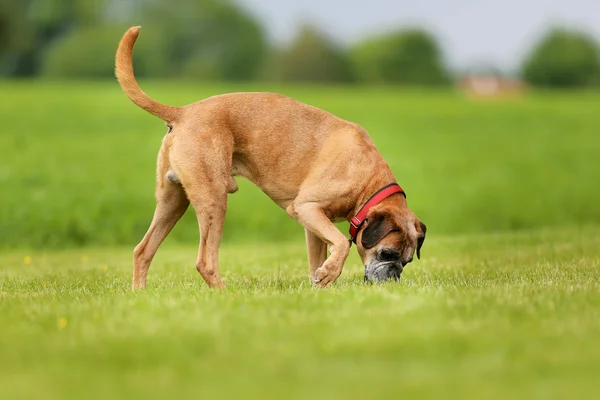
[1,0,599,87]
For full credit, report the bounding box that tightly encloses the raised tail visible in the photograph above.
[115,26,182,122]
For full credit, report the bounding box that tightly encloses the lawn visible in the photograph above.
[1,227,599,399]
[1,81,600,398]
[1,82,600,247]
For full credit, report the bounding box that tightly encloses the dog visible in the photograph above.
[115,26,426,289]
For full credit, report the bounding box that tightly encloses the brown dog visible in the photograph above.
[115,26,426,289]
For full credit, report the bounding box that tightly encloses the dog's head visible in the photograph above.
[355,205,426,282]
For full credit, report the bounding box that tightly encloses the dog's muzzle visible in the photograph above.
[364,262,403,282]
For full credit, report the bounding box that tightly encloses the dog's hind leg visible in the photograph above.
[172,130,232,289]
[132,141,189,290]
[191,191,227,288]
[183,175,228,289]
[132,182,189,290]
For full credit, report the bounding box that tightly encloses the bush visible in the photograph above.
[140,0,267,81]
[40,26,127,78]
[265,25,355,83]
[0,0,33,76]
[38,0,267,80]
[522,28,600,88]
[178,13,266,81]
[2,0,112,77]
[350,29,448,85]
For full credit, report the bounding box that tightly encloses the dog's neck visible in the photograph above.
[346,177,408,223]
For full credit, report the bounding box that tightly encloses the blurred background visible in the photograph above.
[1,0,599,248]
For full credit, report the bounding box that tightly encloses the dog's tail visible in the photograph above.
[115,26,182,122]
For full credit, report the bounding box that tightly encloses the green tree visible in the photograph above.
[521,28,600,88]
[351,28,448,85]
[0,0,109,76]
[41,25,129,78]
[2,0,266,80]
[0,0,34,76]
[138,0,267,81]
[265,25,355,83]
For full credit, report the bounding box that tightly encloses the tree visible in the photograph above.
[265,25,355,83]
[350,28,448,85]
[2,0,266,80]
[138,0,267,81]
[521,28,600,88]
[41,25,128,78]
[0,0,110,76]
[0,0,35,76]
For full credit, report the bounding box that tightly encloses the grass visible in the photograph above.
[1,81,600,247]
[2,81,600,398]
[1,226,600,399]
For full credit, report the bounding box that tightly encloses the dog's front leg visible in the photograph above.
[305,228,327,278]
[289,202,350,287]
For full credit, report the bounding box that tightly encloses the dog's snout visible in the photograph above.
[378,248,401,262]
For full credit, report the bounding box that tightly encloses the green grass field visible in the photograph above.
[1,228,599,399]
[1,81,600,398]
[1,82,599,247]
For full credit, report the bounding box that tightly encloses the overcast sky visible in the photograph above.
[238,0,600,72]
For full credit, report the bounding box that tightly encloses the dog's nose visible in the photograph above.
[378,248,401,262]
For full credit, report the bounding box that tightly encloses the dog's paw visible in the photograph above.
[311,266,341,287]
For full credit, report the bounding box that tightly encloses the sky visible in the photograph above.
[238,0,600,72]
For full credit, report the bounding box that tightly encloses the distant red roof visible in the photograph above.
[459,75,527,99]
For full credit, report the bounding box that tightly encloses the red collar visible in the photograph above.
[349,183,406,244]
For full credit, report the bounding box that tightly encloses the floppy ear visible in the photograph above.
[416,221,427,259]
[360,212,395,249]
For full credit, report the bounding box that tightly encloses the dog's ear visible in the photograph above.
[361,212,395,249]
[416,220,427,259]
